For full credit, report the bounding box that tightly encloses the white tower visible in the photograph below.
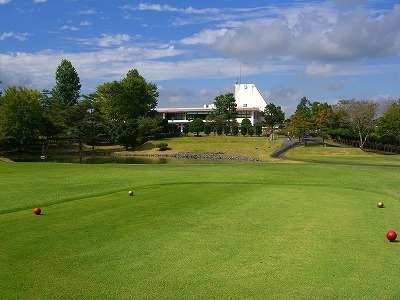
[234,83,267,111]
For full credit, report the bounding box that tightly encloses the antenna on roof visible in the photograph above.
[239,64,242,84]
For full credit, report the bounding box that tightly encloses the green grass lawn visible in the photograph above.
[122,135,283,162]
[1,162,400,299]
[285,144,400,166]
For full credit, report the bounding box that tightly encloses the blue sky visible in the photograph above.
[1,0,399,116]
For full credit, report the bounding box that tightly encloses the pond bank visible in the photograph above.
[112,152,265,162]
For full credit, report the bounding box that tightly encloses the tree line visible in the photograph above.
[0,60,164,151]
[188,93,399,151]
[1,59,399,152]
[285,96,400,150]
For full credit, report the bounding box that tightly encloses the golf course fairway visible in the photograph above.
[1,162,399,299]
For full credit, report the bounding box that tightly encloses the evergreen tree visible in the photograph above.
[188,118,204,136]
[52,59,81,106]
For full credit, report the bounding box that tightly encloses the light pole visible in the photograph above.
[171,117,174,133]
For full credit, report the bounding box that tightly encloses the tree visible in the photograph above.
[189,118,204,136]
[232,124,239,136]
[137,116,162,141]
[95,69,159,149]
[52,59,81,106]
[223,125,230,136]
[296,97,312,117]
[263,103,285,140]
[216,125,223,135]
[204,123,212,135]
[209,93,237,131]
[286,97,313,145]
[240,125,248,136]
[376,101,400,145]
[41,60,82,140]
[77,93,108,152]
[255,124,262,137]
[248,125,255,136]
[334,100,379,149]
[311,102,333,146]
[0,86,43,150]
[240,118,251,136]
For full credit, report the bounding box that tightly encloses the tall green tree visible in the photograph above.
[95,69,159,149]
[42,60,82,140]
[263,103,285,140]
[208,93,237,131]
[286,97,313,145]
[0,86,43,150]
[52,59,81,106]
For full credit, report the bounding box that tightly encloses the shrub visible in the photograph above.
[204,123,212,135]
[255,124,262,137]
[223,125,230,136]
[241,125,248,136]
[155,142,168,151]
[216,126,223,136]
[248,126,255,136]
[232,125,239,136]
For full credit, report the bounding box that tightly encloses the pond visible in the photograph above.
[8,155,235,164]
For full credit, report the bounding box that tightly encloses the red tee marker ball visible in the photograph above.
[33,207,41,215]
[386,230,397,242]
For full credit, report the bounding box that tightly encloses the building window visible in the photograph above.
[236,111,252,118]
[243,104,247,107]
[166,113,186,120]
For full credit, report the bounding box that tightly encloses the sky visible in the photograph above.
[1,0,400,116]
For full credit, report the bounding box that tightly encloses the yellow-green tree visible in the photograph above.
[0,86,43,150]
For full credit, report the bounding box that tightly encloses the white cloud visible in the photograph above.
[305,63,335,76]
[77,9,96,15]
[158,86,194,105]
[0,31,29,41]
[214,21,292,60]
[80,21,91,26]
[191,3,400,64]
[263,86,303,117]
[0,68,33,88]
[33,0,47,3]
[181,29,228,45]
[0,0,11,4]
[60,25,79,31]
[332,0,368,8]
[97,33,131,47]
[198,88,219,105]
[122,3,219,14]
[0,48,291,93]
[0,32,14,40]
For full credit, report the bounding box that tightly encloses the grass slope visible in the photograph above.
[1,162,400,299]
[285,144,400,166]
[121,135,283,162]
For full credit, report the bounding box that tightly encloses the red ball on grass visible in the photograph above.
[33,207,42,215]
[386,230,397,242]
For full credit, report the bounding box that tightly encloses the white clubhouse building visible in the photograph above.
[157,83,267,132]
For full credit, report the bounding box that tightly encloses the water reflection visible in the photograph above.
[9,155,232,164]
